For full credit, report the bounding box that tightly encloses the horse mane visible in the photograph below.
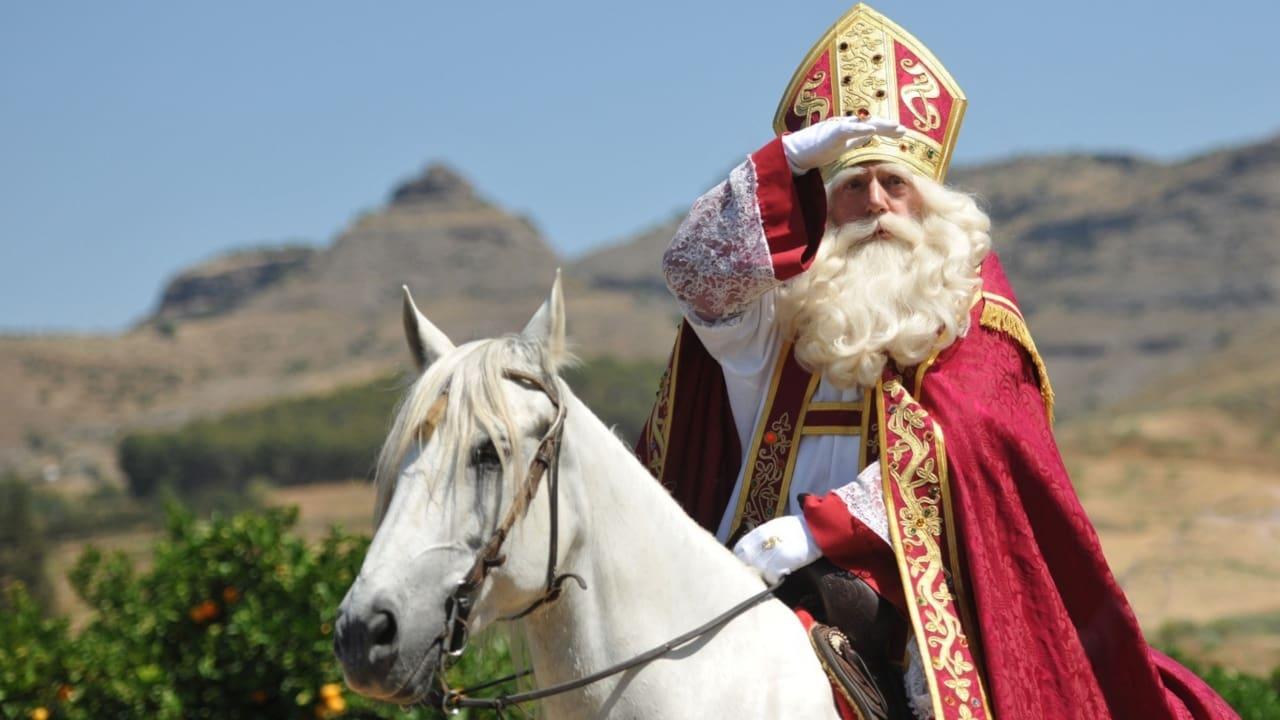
[373,334,552,527]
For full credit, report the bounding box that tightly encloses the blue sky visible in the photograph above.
[2,0,1276,331]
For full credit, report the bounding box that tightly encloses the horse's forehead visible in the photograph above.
[445,338,541,375]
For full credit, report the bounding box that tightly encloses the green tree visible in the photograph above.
[0,474,51,608]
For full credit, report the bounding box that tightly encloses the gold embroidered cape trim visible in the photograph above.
[978,292,1055,423]
[878,375,992,720]
[727,341,821,539]
[643,322,682,480]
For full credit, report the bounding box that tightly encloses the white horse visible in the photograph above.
[335,275,838,719]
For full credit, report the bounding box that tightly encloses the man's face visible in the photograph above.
[827,162,924,230]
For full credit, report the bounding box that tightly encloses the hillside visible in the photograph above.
[3,136,1278,490]
[1053,314,1280,671]
[0,163,678,484]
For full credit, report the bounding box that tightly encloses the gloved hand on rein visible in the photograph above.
[732,513,823,585]
[780,116,906,175]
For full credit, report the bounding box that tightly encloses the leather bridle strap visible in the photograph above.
[437,368,583,661]
[438,580,782,713]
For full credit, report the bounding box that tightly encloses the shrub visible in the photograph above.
[0,506,515,719]
[1159,649,1280,719]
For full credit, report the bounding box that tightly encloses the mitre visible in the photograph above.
[773,3,966,182]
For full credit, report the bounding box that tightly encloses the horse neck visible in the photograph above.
[517,391,766,712]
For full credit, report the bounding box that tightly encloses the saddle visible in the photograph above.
[776,559,912,720]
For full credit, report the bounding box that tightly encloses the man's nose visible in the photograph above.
[866,179,889,215]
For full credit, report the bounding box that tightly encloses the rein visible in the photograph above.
[422,368,779,715]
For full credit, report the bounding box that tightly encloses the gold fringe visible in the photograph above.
[980,301,1056,423]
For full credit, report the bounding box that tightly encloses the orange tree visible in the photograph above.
[0,506,516,720]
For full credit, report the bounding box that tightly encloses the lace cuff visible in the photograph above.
[663,159,777,321]
[833,461,891,546]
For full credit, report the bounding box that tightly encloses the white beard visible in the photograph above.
[775,208,985,390]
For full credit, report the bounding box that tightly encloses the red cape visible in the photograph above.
[637,261,1235,718]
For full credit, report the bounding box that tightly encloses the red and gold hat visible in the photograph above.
[773,3,966,182]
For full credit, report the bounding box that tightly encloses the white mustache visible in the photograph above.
[833,212,925,250]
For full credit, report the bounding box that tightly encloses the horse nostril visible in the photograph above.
[369,610,398,648]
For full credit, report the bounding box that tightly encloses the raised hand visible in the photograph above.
[781,116,906,174]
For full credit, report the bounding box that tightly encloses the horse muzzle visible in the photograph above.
[334,587,440,701]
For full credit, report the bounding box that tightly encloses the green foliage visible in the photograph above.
[0,582,72,716]
[1160,650,1280,719]
[0,474,51,608]
[118,355,667,500]
[0,506,516,719]
[29,483,152,541]
[119,381,403,497]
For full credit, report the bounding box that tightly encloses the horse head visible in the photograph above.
[334,273,575,704]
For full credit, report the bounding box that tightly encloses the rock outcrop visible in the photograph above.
[151,246,316,322]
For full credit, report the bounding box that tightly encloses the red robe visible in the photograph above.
[636,138,1236,719]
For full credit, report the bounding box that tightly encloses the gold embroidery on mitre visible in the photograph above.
[899,58,942,132]
[793,70,832,127]
[772,3,966,182]
[836,19,891,121]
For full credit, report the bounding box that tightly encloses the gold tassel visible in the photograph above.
[980,301,1056,423]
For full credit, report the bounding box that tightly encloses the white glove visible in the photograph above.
[780,116,907,174]
[732,514,823,585]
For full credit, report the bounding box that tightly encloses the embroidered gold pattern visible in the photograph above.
[792,70,832,127]
[880,377,991,720]
[835,20,890,120]
[739,412,794,531]
[644,326,681,484]
[899,58,942,132]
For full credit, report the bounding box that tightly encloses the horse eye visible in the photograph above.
[470,441,502,470]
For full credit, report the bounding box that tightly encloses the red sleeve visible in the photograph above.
[748,137,827,281]
[800,492,906,615]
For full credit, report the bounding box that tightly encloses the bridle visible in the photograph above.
[417,367,779,716]
[436,368,581,662]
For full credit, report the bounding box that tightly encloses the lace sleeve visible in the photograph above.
[662,159,778,322]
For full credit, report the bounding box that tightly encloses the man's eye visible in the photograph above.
[886,175,904,186]
[470,442,502,469]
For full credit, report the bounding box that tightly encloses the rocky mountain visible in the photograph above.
[0,162,676,482]
[151,246,316,322]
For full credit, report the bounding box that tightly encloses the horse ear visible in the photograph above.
[402,285,455,372]
[522,269,567,368]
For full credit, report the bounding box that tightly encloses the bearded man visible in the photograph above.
[636,5,1235,720]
